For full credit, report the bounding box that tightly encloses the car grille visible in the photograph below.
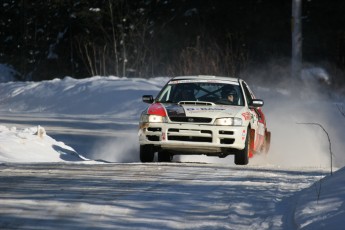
[169,116,212,123]
[220,138,235,144]
[168,136,212,142]
[145,126,235,145]
[167,128,213,143]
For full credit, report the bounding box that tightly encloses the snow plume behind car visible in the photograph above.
[244,64,345,169]
[90,132,140,163]
[260,97,333,168]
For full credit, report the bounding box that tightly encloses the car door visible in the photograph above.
[241,81,265,151]
[241,82,258,127]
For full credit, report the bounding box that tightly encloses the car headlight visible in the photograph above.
[214,117,243,126]
[141,114,167,123]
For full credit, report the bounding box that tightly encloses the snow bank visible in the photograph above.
[0,76,169,164]
[0,76,168,116]
[294,167,345,229]
[0,125,87,163]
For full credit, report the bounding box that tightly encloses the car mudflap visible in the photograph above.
[249,129,255,158]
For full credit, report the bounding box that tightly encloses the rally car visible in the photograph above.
[138,75,271,165]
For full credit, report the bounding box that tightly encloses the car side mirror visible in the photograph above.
[249,99,264,108]
[142,95,154,104]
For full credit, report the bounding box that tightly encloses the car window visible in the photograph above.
[241,82,254,105]
[156,80,244,106]
[156,84,172,102]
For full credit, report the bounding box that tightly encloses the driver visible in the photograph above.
[221,86,238,104]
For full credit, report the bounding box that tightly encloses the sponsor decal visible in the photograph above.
[242,129,246,140]
[186,107,226,112]
[242,112,251,121]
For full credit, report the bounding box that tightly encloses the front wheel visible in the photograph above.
[158,150,173,162]
[234,128,253,165]
[140,145,154,162]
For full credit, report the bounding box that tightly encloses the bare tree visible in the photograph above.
[167,33,248,77]
[336,103,345,118]
[297,122,333,175]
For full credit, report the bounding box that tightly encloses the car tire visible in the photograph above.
[234,128,253,165]
[140,145,154,162]
[158,150,173,162]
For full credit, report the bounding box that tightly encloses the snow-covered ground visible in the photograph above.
[0,73,344,229]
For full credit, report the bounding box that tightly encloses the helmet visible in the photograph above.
[221,85,238,102]
[221,85,237,97]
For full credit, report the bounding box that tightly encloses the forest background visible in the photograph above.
[1,0,345,89]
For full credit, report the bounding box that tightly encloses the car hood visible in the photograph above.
[163,103,247,119]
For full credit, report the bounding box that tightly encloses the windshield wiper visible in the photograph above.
[216,101,232,105]
[158,100,175,103]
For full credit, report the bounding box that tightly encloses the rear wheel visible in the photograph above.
[158,150,173,162]
[234,128,253,165]
[140,145,154,162]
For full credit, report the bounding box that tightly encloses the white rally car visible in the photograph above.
[138,75,271,165]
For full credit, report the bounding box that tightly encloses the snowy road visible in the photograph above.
[0,163,327,230]
[0,112,334,229]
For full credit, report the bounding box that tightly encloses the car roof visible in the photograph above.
[171,75,240,83]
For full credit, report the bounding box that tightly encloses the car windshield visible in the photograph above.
[155,80,245,106]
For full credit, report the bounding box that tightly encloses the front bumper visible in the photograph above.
[138,122,247,154]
